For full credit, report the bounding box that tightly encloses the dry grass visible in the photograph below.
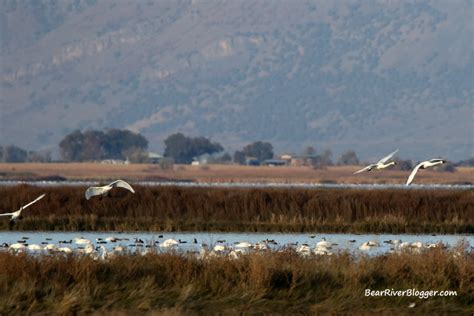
[0,185,472,233]
[0,247,472,314]
[0,163,473,184]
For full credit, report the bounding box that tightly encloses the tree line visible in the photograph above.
[59,129,148,162]
[1,129,471,170]
[0,145,51,163]
[57,130,276,164]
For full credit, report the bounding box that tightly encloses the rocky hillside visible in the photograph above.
[1,0,472,160]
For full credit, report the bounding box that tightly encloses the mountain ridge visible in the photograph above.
[1,0,472,160]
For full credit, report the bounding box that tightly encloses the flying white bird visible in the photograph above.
[353,149,398,174]
[406,159,447,185]
[85,180,135,200]
[0,194,46,223]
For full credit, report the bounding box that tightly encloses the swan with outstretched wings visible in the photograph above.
[353,149,398,174]
[406,159,447,185]
[85,180,135,200]
[0,194,46,223]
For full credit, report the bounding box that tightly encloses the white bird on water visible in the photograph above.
[160,238,179,248]
[27,244,43,251]
[316,237,334,249]
[9,243,26,252]
[234,242,253,249]
[406,159,447,185]
[74,238,92,245]
[353,149,398,174]
[44,244,58,251]
[213,244,226,252]
[359,241,380,251]
[85,180,135,200]
[58,247,73,254]
[0,194,46,224]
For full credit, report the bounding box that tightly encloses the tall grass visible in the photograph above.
[0,247,472,314]
[0,185,472,233]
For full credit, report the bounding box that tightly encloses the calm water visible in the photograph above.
[0,231,471,256]
[0,180,472,190]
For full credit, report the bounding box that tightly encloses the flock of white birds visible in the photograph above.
[0,151,447,226]
[353,149,447,185]
[1,232,454,260]
[0,151,451,258]
[0,179,135,226]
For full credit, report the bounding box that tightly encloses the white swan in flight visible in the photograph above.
[353,149,398,174]
[406,159,447,185]
[85,180,135,200]
[0,193,46,223]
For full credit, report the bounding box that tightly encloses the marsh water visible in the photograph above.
[1,181,472,255]
[1,231,472,256]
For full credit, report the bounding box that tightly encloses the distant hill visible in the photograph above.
[1,0,473,160]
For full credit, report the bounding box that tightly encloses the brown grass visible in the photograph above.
[0,247,472,314]
[0,185,472,233]
[0,163,473,184]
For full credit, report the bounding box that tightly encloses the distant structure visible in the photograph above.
[262,159,287,166]
[147,152,163,164]
[100,159,129,165]
[291,156,314,167]
[245,157,260,166]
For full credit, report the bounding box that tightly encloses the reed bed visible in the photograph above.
[0,247,472,314]
[0,185,472,233]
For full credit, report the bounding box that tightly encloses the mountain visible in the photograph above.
[1,0,473,161]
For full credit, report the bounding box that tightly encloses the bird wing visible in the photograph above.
[85,186,108,200]
[21,194,46,210]
[406,162,423,185]
[0,213,14,217]
[429,158,446,164]
[353,164,375,174]
[377,149,398,165]
[110,180,135,193]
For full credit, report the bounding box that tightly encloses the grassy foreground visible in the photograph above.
[0,247,472,314]
[0,185,472,233]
